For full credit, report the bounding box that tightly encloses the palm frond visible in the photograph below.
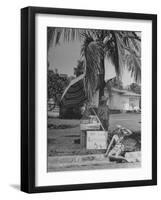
[119,32,141,83]
[47,27,83,47]
[105,31,141,83]
[118,31,141,58]
[125,53,141,83]
[47,28,54,50]
[105,31,125,77]
[81,38,104,102]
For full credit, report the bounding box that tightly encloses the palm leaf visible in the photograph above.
[105,31,125,77]
[81,38,104,102]
[126,53,141,83]
[106,31,141,83]
[121,32,141,83]
[47,27,83,47]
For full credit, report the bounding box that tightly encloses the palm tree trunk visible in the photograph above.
[98,57,105,104]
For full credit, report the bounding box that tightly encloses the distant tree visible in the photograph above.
[107,77,123,89]
[54,68,58,74]
[48,70,69,106]
[74,60,85,77]
[128,83,141,94]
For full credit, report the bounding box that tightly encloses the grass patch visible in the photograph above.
[48,124,79,129]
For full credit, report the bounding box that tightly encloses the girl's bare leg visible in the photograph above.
[109,155,128,162]
[108,150,128,162]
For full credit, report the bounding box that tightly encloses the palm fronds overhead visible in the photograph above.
[126,53,141,83]
[48,27,141,103]
[104,31,141,83]
[116,31,141,83]
[47,27,82,48]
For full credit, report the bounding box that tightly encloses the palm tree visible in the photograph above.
[74,60,84,77]
[47,28,141,104]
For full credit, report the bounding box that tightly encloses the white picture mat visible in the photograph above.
[35,14,152,187]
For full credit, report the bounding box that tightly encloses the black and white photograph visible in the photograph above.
[47,27,141,172]
[20,6,157,193]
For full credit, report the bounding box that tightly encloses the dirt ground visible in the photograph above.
[48,113,141,155]
[47,113,141,171]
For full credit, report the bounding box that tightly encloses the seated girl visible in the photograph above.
[105,125,132,162]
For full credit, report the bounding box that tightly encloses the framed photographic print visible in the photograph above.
[21,6,157,193]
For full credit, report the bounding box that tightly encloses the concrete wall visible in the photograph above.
[108,91,140,111]
[128,96,140,110]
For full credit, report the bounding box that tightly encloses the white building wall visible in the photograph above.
[108,92,140,111]
[128,96,140,110]
[109,92,129,110]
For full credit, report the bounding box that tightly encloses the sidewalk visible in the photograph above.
[48,152,141,172]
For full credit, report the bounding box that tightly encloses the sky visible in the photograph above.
[48,37,135,87]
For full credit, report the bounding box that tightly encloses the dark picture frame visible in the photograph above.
[21,6,157,193]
